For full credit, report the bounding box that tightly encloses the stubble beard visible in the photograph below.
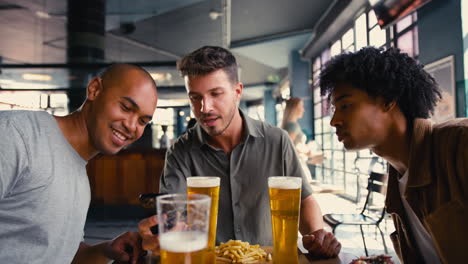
[205,101,238,137]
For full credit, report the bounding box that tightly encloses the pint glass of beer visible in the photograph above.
[268,176,302,264]
[187,177,220,264]
[157,193,211,264]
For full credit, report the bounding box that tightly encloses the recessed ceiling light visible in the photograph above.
[35,10,51,19]
[22,73,52,81]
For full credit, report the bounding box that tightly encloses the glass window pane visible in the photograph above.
[396,14,412,33]
[49,94,67,108]
[313,57,321,72]
[369,26,386,47]
[321,98,330,116]
[314,87,321,104]
[333,134,343,150]
[334,170,345,186]
[414,25,419,57]
[397,28,415,57]
[356,13,368,50]
[0,91,41,109]
[389,26,394,42]
[323,150,333,163]
[323,134,332,150]
[314,104,322,120]
[330,40,342,56]
[368,10,378,27]
[345,45,355,52]
[322,116,332,133]
[313,70,320,87]
[315,134,323,147]
[314,119,322,134]
[154,108,175,125]
[321,48,331,64]
[315,166,323,181]
[323,167,333,184]
[342,28,354,49]
[334,155,344,171]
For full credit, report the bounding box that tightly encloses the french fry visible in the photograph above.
[215,240,269,263]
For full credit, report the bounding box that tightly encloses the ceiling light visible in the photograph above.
[22,73,52,81]
[150,72,172,82]
[35,10,51,19]
[150,73,163,80]
[209,9,223,20]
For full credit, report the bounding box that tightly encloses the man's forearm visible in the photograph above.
[299,194,324,235]
[72,242,110,264]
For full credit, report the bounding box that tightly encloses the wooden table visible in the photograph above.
[255,247,355,264]
[144,247,356,264]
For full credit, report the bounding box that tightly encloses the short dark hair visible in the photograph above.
[319,47,441,122]
[177,46,239,83]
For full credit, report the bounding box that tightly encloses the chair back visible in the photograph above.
[360,171,388,223]
[367,172,387,195]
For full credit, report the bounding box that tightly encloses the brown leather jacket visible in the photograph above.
[385,118,468,264]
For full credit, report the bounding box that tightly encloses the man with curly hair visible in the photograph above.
[320,46,467,263]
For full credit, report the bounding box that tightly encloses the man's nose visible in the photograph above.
[123,115,138,134]
[200,97,213,113]
[330,112,340,127]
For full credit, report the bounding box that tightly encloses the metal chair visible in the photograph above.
[323,171,388,256]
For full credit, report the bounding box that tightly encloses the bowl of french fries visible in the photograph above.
[215,240,272,263]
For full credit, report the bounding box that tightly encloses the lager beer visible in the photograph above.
[157,193,211,264]
[268,176,302,264]
[160,231,207,264]
[187,177,220,264]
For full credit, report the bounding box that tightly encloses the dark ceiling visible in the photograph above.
[0,0,354,104]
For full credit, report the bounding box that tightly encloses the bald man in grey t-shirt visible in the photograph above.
[0,111,90,263]
[0,64,158,263]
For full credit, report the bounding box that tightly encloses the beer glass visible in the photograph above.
[157,193,211,264]
[187,177,220,264]
[268,176,302,264]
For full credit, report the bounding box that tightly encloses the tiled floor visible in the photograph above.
[84,192,400,263]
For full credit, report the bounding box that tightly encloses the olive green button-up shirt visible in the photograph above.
[159,110,313,246]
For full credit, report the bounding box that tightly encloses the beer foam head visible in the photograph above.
[268,176,302,189]
[160,231,208,253]
[187,176,220,187]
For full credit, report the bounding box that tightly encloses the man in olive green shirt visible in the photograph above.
[139,46,341,258]
[160,109,312,246]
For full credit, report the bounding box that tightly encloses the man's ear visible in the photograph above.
[87,77,103,101]
[235,82,243,100]
[384,101,397,112]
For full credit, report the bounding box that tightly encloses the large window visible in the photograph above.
[312,10,418,201]
[0,91,69,115]
[152,108,176,148]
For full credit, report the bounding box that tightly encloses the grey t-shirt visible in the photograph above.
[0,110,90,263]
[160,111,313,246]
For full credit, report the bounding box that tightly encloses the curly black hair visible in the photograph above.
[319,47,441,122]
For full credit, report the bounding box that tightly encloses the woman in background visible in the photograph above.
[281,97,324,183]
[282,97,307,145]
